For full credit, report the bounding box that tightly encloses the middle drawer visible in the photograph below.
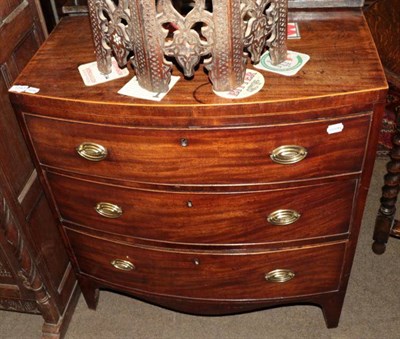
[48,172,356,245]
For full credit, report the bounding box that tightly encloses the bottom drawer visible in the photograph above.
[67,229,346,300]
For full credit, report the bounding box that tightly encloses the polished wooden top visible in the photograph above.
[11,9,387,126]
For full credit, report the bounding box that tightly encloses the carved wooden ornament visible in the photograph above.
[87,0,288,93]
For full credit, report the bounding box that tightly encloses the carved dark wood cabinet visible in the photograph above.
[0,1,79,338]
[10,0,386,332]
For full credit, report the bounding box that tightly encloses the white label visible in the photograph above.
[9,85,29,93]
[25,87,40,94]
[327,123,344,134]
[9,85,40,94]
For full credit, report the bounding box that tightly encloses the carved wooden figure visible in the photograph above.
[87,0,288,92]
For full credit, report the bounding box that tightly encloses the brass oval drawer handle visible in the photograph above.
[76,142,108,161]
[95,202,123,219]
[270,145,307,165]
[265,269,295,283]
[111,259,135,271]
[267,209,301,226]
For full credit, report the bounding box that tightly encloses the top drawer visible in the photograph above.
[24,114,370,185]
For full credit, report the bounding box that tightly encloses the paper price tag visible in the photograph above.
[255,50,310,76]
[327,123,344,134]
[9,85,40,94]
[9,85,29,93]
[24,87,40,94]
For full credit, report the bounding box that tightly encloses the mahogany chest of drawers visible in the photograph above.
[10,9,387,329]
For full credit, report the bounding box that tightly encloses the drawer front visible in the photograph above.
[25,114,370,184]
[49,172,356,245]
[66,229,345,299]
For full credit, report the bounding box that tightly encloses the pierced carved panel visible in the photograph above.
[0,195,13,281]
[0,260,12,278]
[87,0,288,92]
[157,0,214,78]
[0,298,39,313]
[0,196,60,323]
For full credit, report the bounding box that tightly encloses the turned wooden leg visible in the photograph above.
[372,214,393,254]
[78,276,99,310]
[372,129,400,254]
